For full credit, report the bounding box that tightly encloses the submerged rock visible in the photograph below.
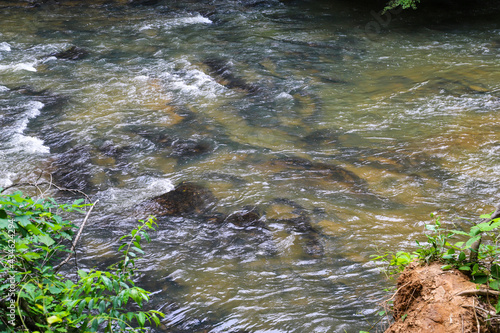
[50,46,88,60]
[303,128,340,146]
[270,156,367,191]
[171,139,212,158]
[225,206,267,230]
[202,58,261,94]
[97,140,131,161]
[137,131,172,148]
[266,199,324,257]
[147,181,217,217]
[138,131,213,159]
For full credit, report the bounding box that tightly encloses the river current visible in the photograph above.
[0,0,499,331]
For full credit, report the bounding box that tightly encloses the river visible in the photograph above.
[0,0,499,331]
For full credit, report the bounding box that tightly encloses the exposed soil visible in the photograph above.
[385,262,500,333]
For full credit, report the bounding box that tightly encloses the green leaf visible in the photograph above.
[464,235,481,249]
[492,264,500,279]
[98,300,106,313]
[118,316,126,329]
[458,252,466,262]
[48,285,62,294]
[496,299,500,314]
[131,246,144,255]
[25,223,43,235]
[22,251,41,261]
[451,230,469,236]
[39,234,55,247]
[91,318,99,332]
[0,218,10,228]
[47,316,62,325]
[472,274,488,284]
[15,215,31,227]
[476,221,500,232]
[130,288,141,304]
[441,265,452,270]
[459,266,471,271]
[101,276,112,291]
[77,300,86,314]
[136,312,146,327]
[491,280,500,291]
[151,313,161,326]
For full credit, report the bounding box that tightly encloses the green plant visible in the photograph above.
[0,190,164,332]
[384,0,420,12]
[372,211,500,311]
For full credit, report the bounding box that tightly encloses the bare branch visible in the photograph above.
[1,179,92,203]
[54,200,98,273]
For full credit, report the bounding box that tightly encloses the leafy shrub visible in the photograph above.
[0,190,164,332]
[384,0,420,12]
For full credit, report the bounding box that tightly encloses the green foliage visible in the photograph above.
[372,211,500,311]
[384,0,420,12]
[0,190,164,332]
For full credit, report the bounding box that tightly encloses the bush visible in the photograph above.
[0,189,164,332]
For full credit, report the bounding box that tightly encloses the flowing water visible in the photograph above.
[1,0,499,331]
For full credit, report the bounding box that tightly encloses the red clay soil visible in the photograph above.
[385,262,500,333]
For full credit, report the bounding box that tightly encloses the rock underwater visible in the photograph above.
[49,46,89,60]
[146,181,217,217]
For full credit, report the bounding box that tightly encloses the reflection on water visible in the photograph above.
[0,0,499,331]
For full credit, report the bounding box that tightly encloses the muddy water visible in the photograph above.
[0,0,499,331]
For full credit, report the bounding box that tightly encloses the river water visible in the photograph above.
[0,0,499,331]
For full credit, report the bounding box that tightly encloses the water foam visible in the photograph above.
[4,101,50,154]
[139,14,212,31]
[10,134,50,154]
[0,61,37,72]
[0,42,11,52]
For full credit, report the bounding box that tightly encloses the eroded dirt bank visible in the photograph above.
[385,262,500,333]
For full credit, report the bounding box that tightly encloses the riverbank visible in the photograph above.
[386,262,498,332]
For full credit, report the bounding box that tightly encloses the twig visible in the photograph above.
[1,180,92,203]
[462,305,496,318]
[53,200,98,273]
[387,281,412,302]
[456,289,500,297]
[473,299,480,333]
